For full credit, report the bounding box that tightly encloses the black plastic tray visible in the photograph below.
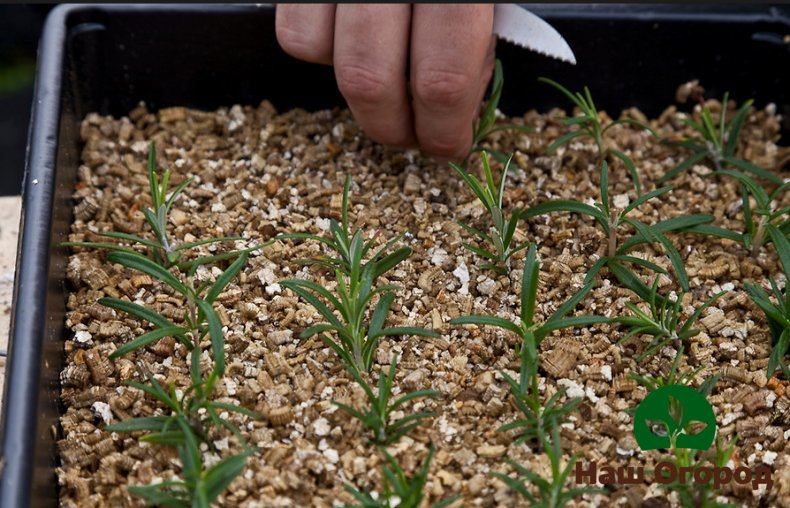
[1,4,788,506]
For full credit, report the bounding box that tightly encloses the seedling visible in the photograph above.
[628,349,732,508]
[463,59,532,168]
[744,229,790,377]
[63,143,259,506]
[335,355,439,445]
[492,418,602,508]
[630,346,721,398]
[106,374,256,507]
[522,160,714,302]
[450,151,528,274]
[279,175,411,280]
[345,446,458,508]
[539,77,657,195]
[686,169,789,258]
[64,143,250,273]
[451,244,607,442]
[662,435,739,508]
[658,93,782,185]
[615,278,724,361]
[626,346,721,422]
[636,364,734,508]
[281,212,438,374]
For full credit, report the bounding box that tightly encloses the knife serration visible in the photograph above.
[493,4,576,65]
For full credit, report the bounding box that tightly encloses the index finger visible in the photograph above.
[410,4,495,160]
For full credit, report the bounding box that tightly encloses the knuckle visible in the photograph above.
[413,67,475,109]
[335,60,392,105]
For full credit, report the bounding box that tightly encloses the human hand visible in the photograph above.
[276,4,496,161]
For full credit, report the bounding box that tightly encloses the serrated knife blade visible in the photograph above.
[493,4,576,65]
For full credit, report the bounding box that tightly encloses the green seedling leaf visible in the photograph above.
[203,452,252,502]
[723,156,783,184]
[97,231,162,249]
[521,200,608,231]
[99,297,180,331]
[521,243,539,326]
[204,251,248,304]
[450,315,521,336]
[60,241,141,256]
[111,326,188,358]
[656,151,709,184]
[106,415,171,433]
[608,149,641,196]
[196,300,225,376]
[107,251,187,295]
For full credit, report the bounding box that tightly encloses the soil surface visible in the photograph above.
[59,92,789,507]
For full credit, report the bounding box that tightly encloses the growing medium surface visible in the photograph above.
[60,96,788,506]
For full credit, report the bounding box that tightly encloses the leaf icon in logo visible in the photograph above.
[683,420,709,436]
[634,385,716,451]
[667,394,684,430]
[646,419,669,438]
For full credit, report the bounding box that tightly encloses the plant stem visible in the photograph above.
[593,126,604,159]
[751,216,768,257]
[608,209,619,259]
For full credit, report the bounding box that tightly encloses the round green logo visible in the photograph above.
[634,385,716,451]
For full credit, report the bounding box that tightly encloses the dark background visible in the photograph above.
[0,5,52,196]
[2,4,789,195]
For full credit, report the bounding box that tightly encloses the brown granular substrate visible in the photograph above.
[59,93,789,507]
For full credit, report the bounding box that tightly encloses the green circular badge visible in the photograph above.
[634,385,716,451]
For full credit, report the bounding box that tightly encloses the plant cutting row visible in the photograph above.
[64,145,268,506]
[63,64,788,507]
[445,68,788,506]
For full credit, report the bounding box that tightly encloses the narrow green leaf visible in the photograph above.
[372,326,439,340]
[372,247,411,280]
[204,452,251,501]
[608,260,659,303]
[197,300,225,376]
[546,279,597,325]
[462,242,499,262]
[97,231,161,249]
[148,142,160,207]
[60,241,140,256]
[603,118,658,137]
[451,315,522,336]
[205,251,248,304]
[723,156,783,185]
[656,151,709,184]
[280,279,346,326]
[679,291,724,337]
[521,244,539,326]
[107,251,187,295]
[546,130,587,154]
[111,326,187,358]
[105,415,170,433]
[683,224,743,243]
[173,236,244,252]
[521,200,608,230]
[622,186,672,216]
[609,149,641,196]
[99,297,177,330]
[624,219,689,290]
[539,77,586,110]
[164,177,194,215]
[725,99,753,157]
[768,329,789,377]
[613,255,667,274]
[537,316,609,336]
[767,224,790,277]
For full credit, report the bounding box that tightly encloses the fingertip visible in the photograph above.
[275,4,335,65]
